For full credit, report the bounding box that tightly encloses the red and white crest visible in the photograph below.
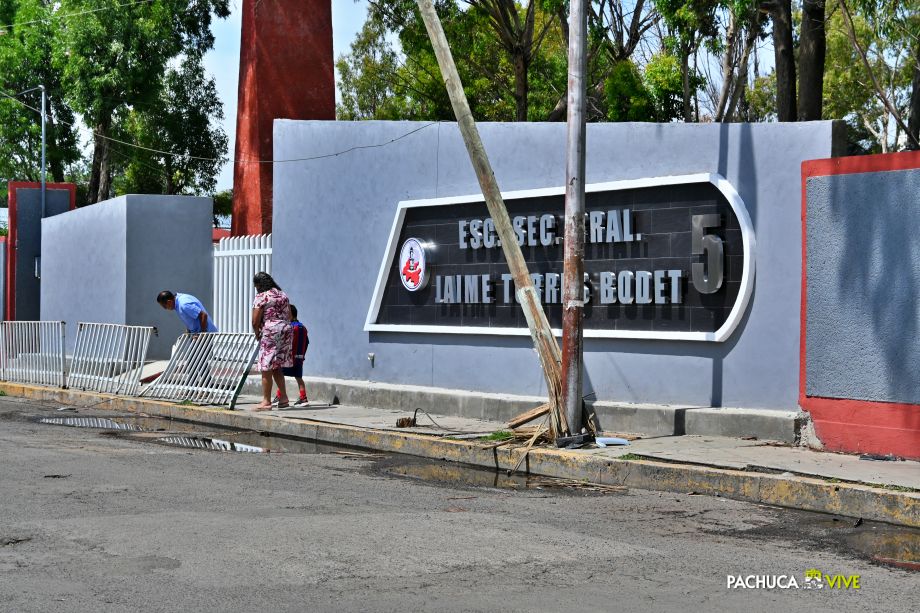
[398,238,429,291]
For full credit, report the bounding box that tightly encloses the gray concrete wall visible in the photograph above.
[40,198,128,350]
[273,121,839,411]
[41,195,213,358]
[125,195,213,358]
[805,169,920,405]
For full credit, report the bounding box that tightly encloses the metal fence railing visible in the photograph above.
[140,332,258,408]
[0,321,66,387]
[68,323,157,396]
[213,234,271,333]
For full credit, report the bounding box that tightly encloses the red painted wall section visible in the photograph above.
[800,150,920,460]
[231,0,335,236]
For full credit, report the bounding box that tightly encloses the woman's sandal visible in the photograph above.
[276,401,290,409]
[253,403,274,412]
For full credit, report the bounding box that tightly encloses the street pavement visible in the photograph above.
[0,397,917,613]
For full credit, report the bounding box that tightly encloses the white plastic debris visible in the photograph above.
[595,437,629,447]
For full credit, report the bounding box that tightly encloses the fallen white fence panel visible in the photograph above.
[140,333,258,407]
[68,323,156,395]
[213,234,271,334]
[0,321,66,387]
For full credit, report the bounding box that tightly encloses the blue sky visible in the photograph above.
[202,1,369,191]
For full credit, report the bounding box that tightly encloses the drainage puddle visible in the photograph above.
[153,432,344,454]
[39,415,205,433]
[375,456,627,495]
[846,525,920,571]
[794,514,920,571]
[38,413,338,454]
[724,510,920,571]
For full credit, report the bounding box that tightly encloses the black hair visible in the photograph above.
[253,271,281,293]
[290,304,298,319]
[156,290,175,305]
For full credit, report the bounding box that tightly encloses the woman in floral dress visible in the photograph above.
[251,272,293,410]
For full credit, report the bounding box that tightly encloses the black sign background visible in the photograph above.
[374,182,744,333]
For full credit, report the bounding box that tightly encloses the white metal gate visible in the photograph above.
[212,234,272,334]
[0,321,66,387]
[68,323,156,395]
[140,332,258,407]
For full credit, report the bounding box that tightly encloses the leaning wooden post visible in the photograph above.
[561,0,588,433]
[415,0,569,439]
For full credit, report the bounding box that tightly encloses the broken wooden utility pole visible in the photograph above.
[415,0,569,440]
[561,0,588,435]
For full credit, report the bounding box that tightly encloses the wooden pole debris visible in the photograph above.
[508,422,549,476]
[416,0,569,440]
[506,403,550,430]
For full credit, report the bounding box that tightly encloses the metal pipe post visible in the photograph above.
[561,0,588,434]
[40,85,46,219]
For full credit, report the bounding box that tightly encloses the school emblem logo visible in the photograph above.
[398,238,429,291]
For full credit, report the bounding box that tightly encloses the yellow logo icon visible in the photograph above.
[803,569,824,589]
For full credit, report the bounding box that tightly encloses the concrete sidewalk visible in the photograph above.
[234,394,920,492]
[2,381,918,527]
[236,394,504,437]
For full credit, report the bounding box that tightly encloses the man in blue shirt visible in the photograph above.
[156,291,218,333]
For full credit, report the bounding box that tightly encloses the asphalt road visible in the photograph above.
[0,397,917,613]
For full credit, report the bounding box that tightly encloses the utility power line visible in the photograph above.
[0,0,157,32]
[0,88,439,165]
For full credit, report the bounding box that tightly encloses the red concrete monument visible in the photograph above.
[231,0,335,235]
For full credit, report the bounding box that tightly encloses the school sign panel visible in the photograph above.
[366,174,755,342]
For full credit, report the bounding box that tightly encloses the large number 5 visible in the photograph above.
[691,214,724,294]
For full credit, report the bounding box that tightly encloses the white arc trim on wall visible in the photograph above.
[365,173,756,342]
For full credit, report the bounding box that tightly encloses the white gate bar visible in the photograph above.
[213,234,271,334]
[0,321,66,387]
[68,323,156,396]
[141,332,258,408]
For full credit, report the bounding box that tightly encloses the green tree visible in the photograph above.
[111,56,228,197]
[654,0,723,121]
[824,2,915,152]
[0,0,80,183]
[836,0,919,149]
[343,1,567,121]
[54,0,229,204]
[605,60,656,121]
[336,13,415,120]
[212,188,232,227]
[604,54,686,121]
[644,52,691,120]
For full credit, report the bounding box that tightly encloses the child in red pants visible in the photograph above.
[274,305,309,407]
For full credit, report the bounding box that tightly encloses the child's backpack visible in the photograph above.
[292,321,309,359]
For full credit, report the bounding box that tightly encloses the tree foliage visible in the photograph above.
[112,56,228,196]
[0,0,80,183]
[53,0,229,203]
[338,0,919,154]
[824,1,917,152]
[340,1,569,121]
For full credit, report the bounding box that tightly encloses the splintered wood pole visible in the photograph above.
[416,0,569,439]
[561,0,588,434]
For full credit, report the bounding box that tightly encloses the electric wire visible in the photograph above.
[0,88,439,165]
[0,0,158,32]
